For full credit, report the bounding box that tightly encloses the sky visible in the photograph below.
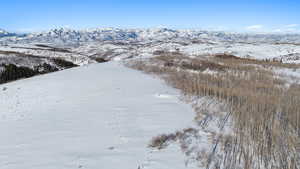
[1,0,300,33]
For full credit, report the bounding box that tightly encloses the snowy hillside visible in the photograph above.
[0,62,199,169]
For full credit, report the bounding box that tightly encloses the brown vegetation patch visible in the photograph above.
[51,58,78,68]
[214,53,241,60]
[93,57,109,63]
[212,53,300,69]
[154,54,227,72]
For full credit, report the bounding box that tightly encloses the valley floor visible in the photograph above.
[0,62,198,169]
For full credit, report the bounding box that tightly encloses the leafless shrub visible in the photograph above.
[149,128,200,151]
[149,134,177,149]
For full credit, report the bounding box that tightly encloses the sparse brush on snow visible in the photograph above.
[127,52,300,169]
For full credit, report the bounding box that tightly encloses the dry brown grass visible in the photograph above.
[127,52,300,169]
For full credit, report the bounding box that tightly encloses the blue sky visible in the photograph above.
[1,0,299,33]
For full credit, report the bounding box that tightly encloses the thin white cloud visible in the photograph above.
[15,28,38,33]
[272,25,300,33]
[245,25,263,31]
[286,28,297,32]
[272,29,282,33]
[285,24,299,28]
[271,29,300,33]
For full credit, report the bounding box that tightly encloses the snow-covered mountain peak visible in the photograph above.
[0,29,10,36]
[0,29,7,34]
[0,28,18,38]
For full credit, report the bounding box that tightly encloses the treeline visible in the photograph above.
[0,64,38,84]
[0,58,78,84]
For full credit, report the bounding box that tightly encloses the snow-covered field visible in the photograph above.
[0,62,199,169]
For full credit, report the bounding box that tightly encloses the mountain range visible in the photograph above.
[2,27,300,45]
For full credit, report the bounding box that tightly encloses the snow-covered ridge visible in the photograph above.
[2,27,300,45]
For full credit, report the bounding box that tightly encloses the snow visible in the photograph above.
[0,62,198,169]
[275,68,300,85]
